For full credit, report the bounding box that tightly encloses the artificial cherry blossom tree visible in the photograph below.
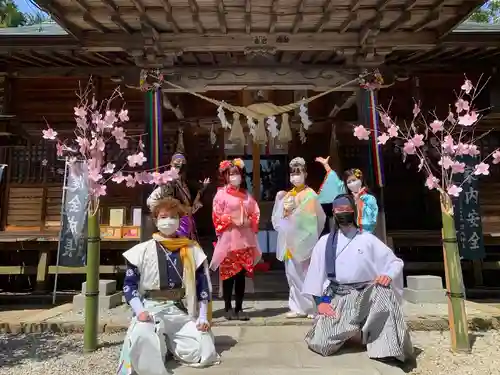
[42,79,177,352]
[353,77,499,353]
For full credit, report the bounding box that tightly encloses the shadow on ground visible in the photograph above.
[212,307,289,319]
[0,332,83,368]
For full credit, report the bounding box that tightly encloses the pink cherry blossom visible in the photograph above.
[439,156,453,170]
[76,117,88,130]
[412,103,420,117]
[446,111,455,124]
[353,125,370,140]
[90,137,105,152]
[42,127,58,140]
[403,141,416,155]
[492,150,500,164]
[458,111,478,126]
[152,172,163,185]
[103,110,117,128]
[474,162,490,176]
[461,79,473,94]
[112,127,126,140]
[88,165,103,182]
[380,113,394,128]
[111,172,126,184]
[103,163,115,174]
[377,133,390,145]
[125,174,136,187]
[425,175,439,190]
[388,125,398,138]
[447,184,463,197]
[430,120,444,133]
[442,135,455,155]
[76,137,90,154]
[56,142,64,157]
[127,152,147,167]
[410,134,425,148]
[117,138,129,149]
[91,183,107,197]
[455,99,470,113]
[74,107,87,118]
[451,161,465,174]
[468,144,480,156]
[119,109,129,122]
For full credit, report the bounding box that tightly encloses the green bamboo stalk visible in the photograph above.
[83,210,100,353]
[440,193,470,353]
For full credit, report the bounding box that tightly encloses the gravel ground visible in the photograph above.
[1,330,500,375]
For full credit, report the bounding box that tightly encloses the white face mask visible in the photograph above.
[156,217,179,236]
[229,175,241,187]
[290,174,305,187]
[347,179,362,193]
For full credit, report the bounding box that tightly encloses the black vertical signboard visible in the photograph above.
[452,155,486,260]
[57,161,89,266]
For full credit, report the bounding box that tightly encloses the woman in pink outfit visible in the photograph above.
[210,158,261,321]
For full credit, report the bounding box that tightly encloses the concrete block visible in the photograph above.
[403,288,447,304]
[406,275,443,291]
[81,279,117,296]
[72,291,123,311]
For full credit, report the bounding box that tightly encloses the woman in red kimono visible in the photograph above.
[210,158,261,321]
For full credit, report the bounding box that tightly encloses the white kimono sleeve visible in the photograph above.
[369,235,404,300]
[302,235,329,298]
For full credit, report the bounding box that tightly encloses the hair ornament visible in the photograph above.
[289,157,306,168]
[353,169,363,179]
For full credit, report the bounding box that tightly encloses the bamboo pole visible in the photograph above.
[83,210,100,352]
[440,193,470,353]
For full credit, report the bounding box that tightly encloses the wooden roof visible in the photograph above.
[26,0,486,67]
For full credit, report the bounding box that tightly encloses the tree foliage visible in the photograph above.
[470,0,500,23]
[0,0,51,28]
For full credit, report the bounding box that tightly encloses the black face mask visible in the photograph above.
[334,212,355,226]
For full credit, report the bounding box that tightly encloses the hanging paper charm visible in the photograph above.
[278,113,292,143]
[210,123,217,146]
[247,116,257,138]
[266,116,279,139]
[217,101,231,129]
[229,112,245,145]
[299,125,307,144]
[299,98,312,130]
[253,117,268,145]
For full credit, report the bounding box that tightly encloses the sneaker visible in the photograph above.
[286,311,307,319]
[306,314,316,319]
[224,309,235,320]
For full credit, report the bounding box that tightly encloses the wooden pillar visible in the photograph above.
[328,123,342,173]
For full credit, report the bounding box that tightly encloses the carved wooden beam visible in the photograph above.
[244,0,252,34]
[339,0,362,33]
[269,0,279,33]
[359,13,382,46]
[292,0,306,34]
[187,0,204,34]
[316,0,335,33]
[159,0,180,33]
[100,0,133,34]
[387,0,418,32]
[81,30,439,52]
[215,0,228,34]
[412,0,445,32]
[74,0,109,33]
[34,0,82,39]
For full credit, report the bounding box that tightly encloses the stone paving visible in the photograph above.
[1,298,500,334]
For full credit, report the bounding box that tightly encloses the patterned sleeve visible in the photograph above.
[317,170,346,204]
[123,263,141,304]
[195,265,210,302]
[212,190,232,235]
[247,195,260,233]
[176,215,192,237]
[360,194,379,233]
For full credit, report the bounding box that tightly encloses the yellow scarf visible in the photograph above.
[156,234,213,323]
[284,185,306,260]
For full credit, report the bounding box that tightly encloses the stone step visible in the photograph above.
[406,275,443,291]
[81,279,117,296]
[403,288,447,304]
[72,291,123,311]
